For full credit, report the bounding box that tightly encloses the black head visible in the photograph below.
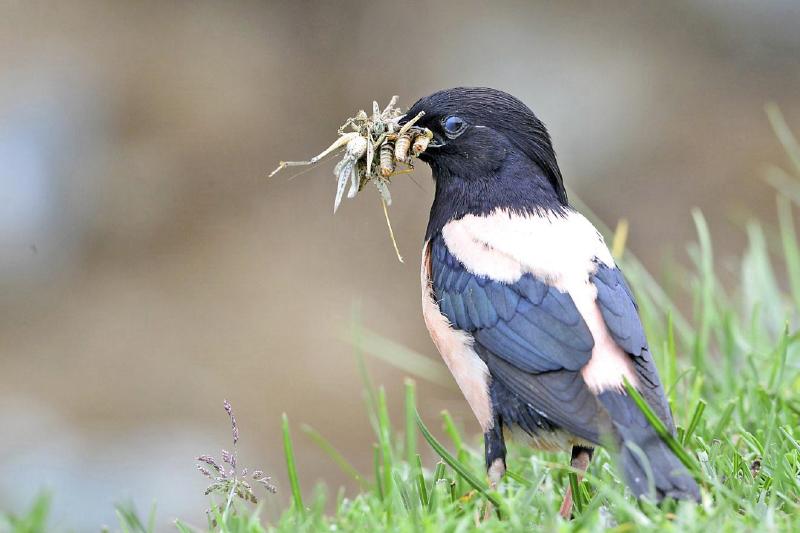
[403,87,568,239]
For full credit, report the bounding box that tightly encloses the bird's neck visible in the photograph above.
[425,153,567,241]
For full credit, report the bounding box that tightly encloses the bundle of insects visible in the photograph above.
[269,96,433,262]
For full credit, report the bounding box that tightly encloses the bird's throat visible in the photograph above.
[425,158,566,241]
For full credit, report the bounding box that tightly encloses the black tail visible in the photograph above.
[598,391,700,502]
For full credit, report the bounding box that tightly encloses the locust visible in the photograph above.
[269,96,433,262]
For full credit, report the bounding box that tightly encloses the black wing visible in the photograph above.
[431,237,594,373]
[591,264,675,431]
[430,237,605,442]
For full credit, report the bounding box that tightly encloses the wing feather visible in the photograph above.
[592,264,674,430]
[432,237,593,373]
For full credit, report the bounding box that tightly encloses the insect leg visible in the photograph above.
[271,131,362,179]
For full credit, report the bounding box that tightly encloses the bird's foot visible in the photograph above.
[558,485,574,519]
[482,501,495,522]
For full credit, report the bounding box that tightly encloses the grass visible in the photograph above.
[3,105,800,532]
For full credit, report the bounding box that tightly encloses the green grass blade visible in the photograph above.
[611,218,629,260]
[743,223,785,333]
[377,387,395,501]
[433,461,446,481]
[393,472,414,513]
[440,410,465,452]
[739,429,765,456]
[428,479,449,513]
[405,379,417,467]
[115,502,150,533]
[282,413,305,516]
[577,481,592,511]
[682,399,707,446]
[623,378,700,477]
[568,472,584,514]
[767,323,791,393]
[712,400,736,437]
[117,511,132,533]
[766,102,800,174]
[10,493,51,533]
[209,506,224,531]
[350,316,379,430]
[691,209,715,373]
[301,424,367,489]
[373,443,384,502]
[777,196,800,309]
[414,454,429,507]
[174,520,195,533]
[440,410,469,495]
[147,503,156,533]
[664,312,678,406]
[343,326,454,388]
[764,164,800,205]
[428,462,446,512]
[665,366,697,403]
[504,469,533,488]
[415,410,504,511]
[780,426,800,454]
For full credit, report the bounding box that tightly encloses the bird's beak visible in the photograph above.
[427,131,446,149]
[418,134,445,161]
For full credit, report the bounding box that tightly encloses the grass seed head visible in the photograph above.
[195,400,276,512]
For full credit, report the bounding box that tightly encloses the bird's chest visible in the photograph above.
[420,240,494,432]
[439,209,611,291]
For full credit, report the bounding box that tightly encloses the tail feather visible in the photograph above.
[598,391,700,502]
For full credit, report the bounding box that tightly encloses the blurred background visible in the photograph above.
[1,0,799,529]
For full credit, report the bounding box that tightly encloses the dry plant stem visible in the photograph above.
[382,198,403,263]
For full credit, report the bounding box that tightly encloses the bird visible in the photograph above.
[402,87,699,517]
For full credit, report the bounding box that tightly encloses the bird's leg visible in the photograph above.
[482,416,506,521]
[559,445,594,519]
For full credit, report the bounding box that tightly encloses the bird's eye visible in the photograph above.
[442,115,467,137]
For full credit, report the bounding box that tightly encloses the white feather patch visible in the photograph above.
[420,242,494,431]
[441,208,614,288]
[441,208,638,394]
